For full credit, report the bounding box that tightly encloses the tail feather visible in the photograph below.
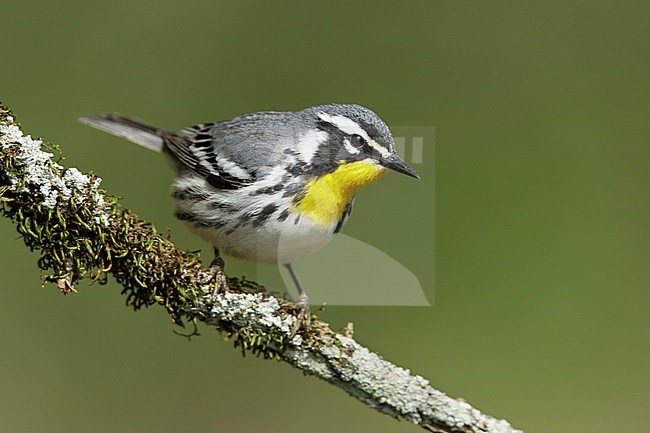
[79,114,164,152]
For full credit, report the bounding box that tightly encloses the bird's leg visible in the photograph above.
[203,247,227,297]
[284,263,311,339]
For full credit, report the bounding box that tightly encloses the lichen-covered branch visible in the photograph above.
[0,102,522,433]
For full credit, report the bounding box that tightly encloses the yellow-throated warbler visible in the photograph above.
[80,104,419,333]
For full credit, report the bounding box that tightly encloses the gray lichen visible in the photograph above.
[0,117,105,210]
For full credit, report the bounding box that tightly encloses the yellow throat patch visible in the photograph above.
[293,161,387,227]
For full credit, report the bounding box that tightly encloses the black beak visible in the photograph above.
[379,154,420,179]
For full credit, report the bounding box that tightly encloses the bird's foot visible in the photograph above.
[201,255,227,300]
[287,292,312,341]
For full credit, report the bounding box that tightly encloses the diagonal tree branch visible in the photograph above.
[0,102,522,433]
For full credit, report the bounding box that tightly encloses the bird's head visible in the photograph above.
[298,104,419,181]
[289,104,419,227]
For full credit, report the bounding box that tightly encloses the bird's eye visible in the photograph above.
[350,134,366,148]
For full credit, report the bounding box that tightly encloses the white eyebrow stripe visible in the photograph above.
[318,112,391,158]
[368,138,390,157]
[318,112,370,142]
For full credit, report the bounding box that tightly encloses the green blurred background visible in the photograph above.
[1,1,648,432]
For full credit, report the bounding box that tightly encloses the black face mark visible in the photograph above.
[310,120,366,166]
[312,119,387,168]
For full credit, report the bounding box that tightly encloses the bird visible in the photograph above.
[80,104,419,336]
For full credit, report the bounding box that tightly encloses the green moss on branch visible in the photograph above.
[1,104,234,325]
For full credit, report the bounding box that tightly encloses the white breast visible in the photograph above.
[186,209,337,264]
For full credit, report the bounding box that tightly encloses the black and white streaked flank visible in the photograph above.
[79,103,418,265]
